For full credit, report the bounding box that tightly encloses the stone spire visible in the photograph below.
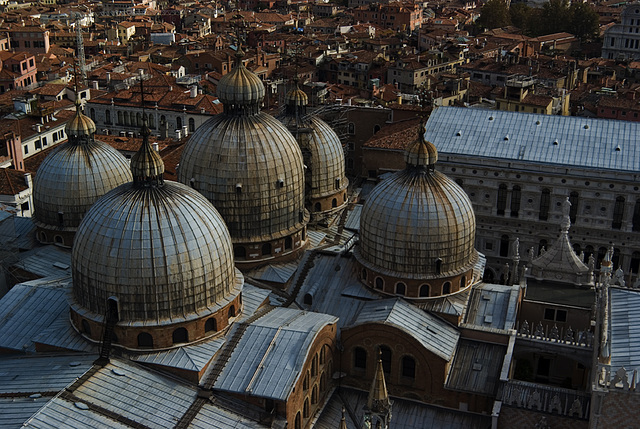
[364,351,392,429]
[528,197,592,286]
[130,79,164,188]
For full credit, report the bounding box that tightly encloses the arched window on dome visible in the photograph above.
[395,282,406,296]
[137,332,153,348]
[81,319,91,336]
[205,318,217,333]
[262,243,272,255]
[460,276,466,289]
[234,246,246,259]
[419,284,430,297]
[188,117,195,132]
[285,236,293,250]
[314,202,321,211]
[354,347,367,370]
[228,305,236,318]
[303,399,309,418]
[332,198,337,208]
[361,268,367,281]
[442,282,451,294]
[375,277,384,290]
[54,235,63,245]
[335,178,340,190]
[435,259,442,275]
[39,231,47,242]
[172,327,189,344]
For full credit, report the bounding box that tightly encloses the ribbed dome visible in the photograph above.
[405,125,438,167]
[178,113,306,241]
[65,100,97,138]
[356,131,477,279]
[33,140,132,231]
[216,51,265,114]
[71,136,241,325]
[285,87,308,107]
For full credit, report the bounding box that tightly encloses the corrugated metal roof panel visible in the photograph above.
[214,308,337,400]
[351,298,460,360]
[23,397,131,429]
[188,402,266,429]
[424,107,640,172]
[131,337,225,372]
[0,397,50,428]
[246,262,297,284]
[12,245,72,278]
[610,288,640,373]
[0,354,95,395]
[0,279,71,352]
[446,339,506,395]
[343,204,362,231]
[33,317,97,353]
[465,283,520,331]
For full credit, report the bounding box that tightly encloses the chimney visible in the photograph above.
[92,81,99,89]
[190,85,197,98]
[182,125,188,137]
[23,172,31,188]
[106,72,111,83]
[152,142,159,152]
[175,129,181,139]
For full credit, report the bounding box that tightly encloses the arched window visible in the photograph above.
[148,114,155,129]
[234,246,246,258]
[597,247,608,268]
[176,116,182,129]
[584,245,594,263]
[262,243,272,255]
[311,385,318,404]
[137,332,153,348]
[375,277,384,290]
[373,124,381,134]
[631,251,640,274]
[320,372,326,392]
[117,110,123,124]
[442,282,451,294]
[105,109,111,124]
[303,399,309,418]
[497,184,508,216]
[205,318,217,332]
[538,239,547,256]
[395,282,406,295]
[573,243,581,256]
[613,248,621,269]
[435,258,442,275]
[303,293,312,306]
[354,347,367,369]
[172,327,188,344]
[633,200,640,232]
[160,115,166,125]
[228,305,236,318]
[500,235,510,257]
[612,196,625,230]
[362,268,368,281]
[295,412,301,429]
[136,112,142,127]
[314,202,321,211]
[303,371,309,390]
[39,231,47,242]
[311,353,318,376]
[285,236,293,250]
[401,356,416,379]
[54,235,63,245]
[539,188,551,220]
[460,275,466,289]
[569,191,579,223]
[379,345,392,374]
[511,185,521,217]
[348,122,355,134]
[188,117,195,132]
[81,319,91,336]
[419,284,430,297]
[332,198,338,208]
[320,345,326,365]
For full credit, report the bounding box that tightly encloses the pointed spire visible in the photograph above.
[367,351,391,417]
[65,59,96,144]
[339,407,347,429]
[131,77,163,188]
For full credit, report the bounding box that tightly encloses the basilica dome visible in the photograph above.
[355,126,477,298]
[71,122,242,349]
[33,101,132,247]
[178,51,308,267]
[276,81,348,218]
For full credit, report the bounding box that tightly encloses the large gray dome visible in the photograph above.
[71,181,240,324]
[33,104,132,247]
[356,134,477,279]
[178,114,306,241]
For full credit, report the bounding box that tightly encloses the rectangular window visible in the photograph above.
[544,308,567,322]
[23,145,28,155]
[42,137,47,146]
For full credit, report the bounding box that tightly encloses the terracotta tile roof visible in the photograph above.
[363,118,422,150]
[0,168,28,196]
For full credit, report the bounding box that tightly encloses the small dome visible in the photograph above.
[33,141,132,232]
[216,51,265,113]
[356,131,477,280]
[65,100,97,138]
[285,87,308,107]
[405,125,437,167]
